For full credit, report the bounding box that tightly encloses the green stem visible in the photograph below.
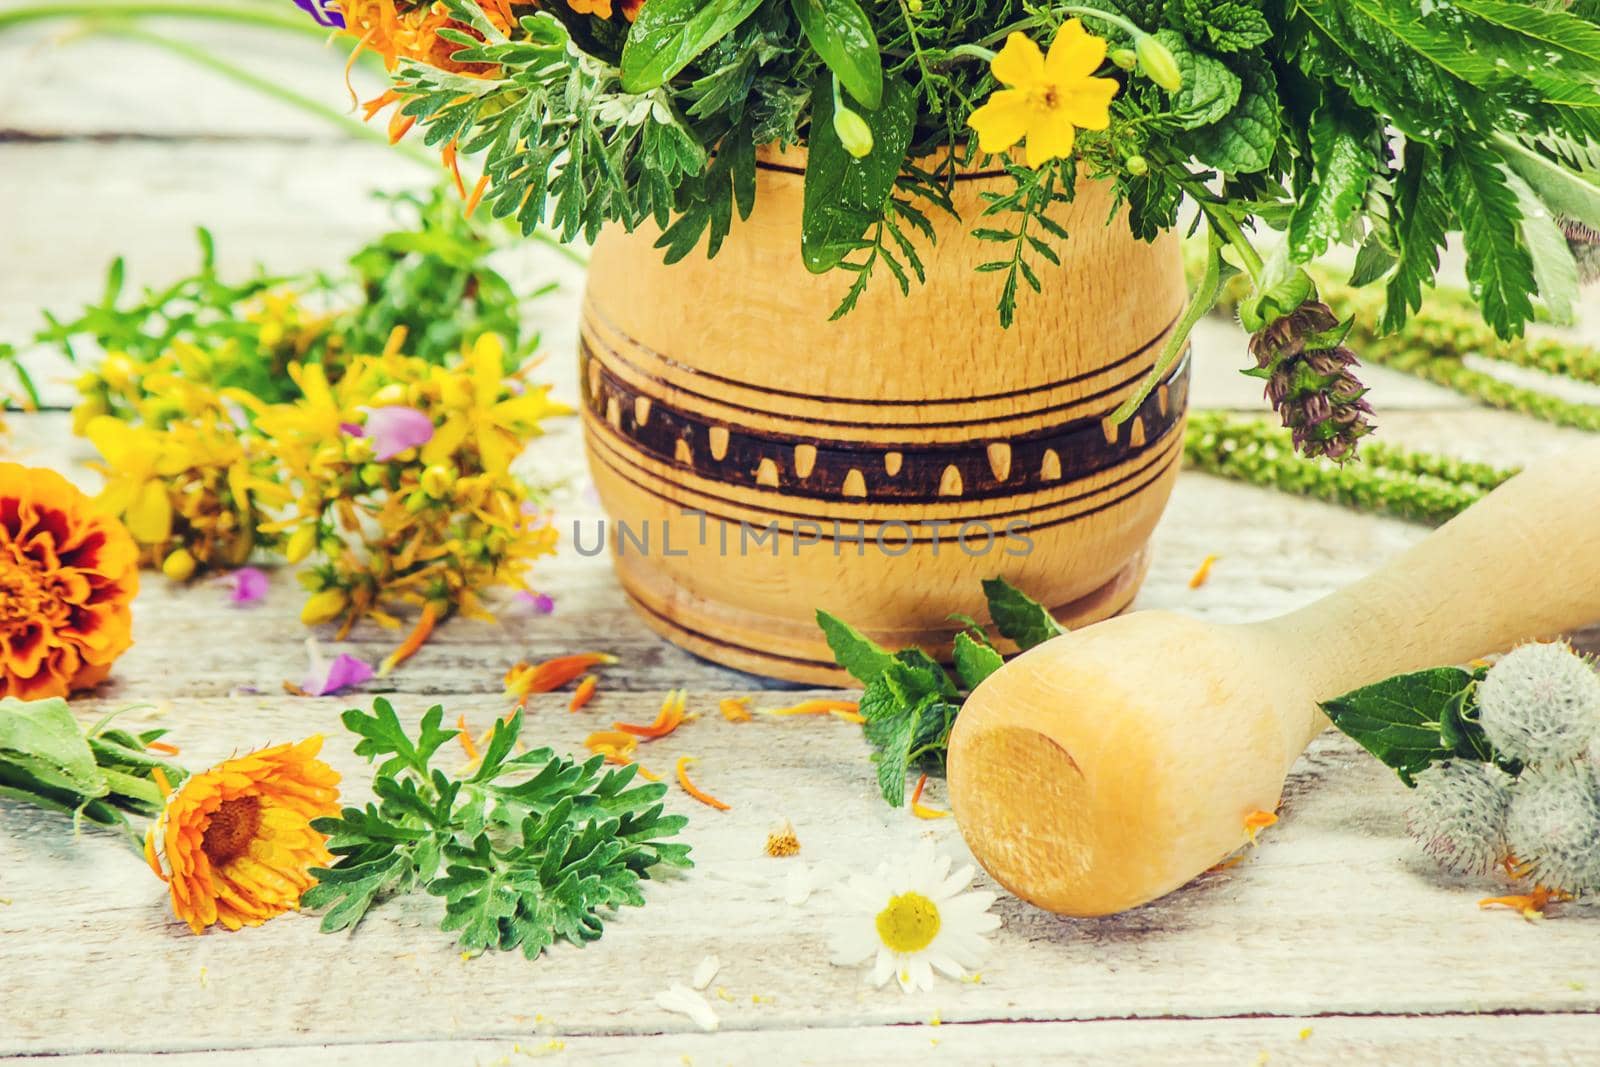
[1109,227,1229,424]
[0,1,324,37]
[99,768,164,808]
[1057,5,1142,37]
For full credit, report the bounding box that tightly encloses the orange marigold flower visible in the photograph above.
[0,463,138,700]
[337,0,511,74]
[567,0,645,21]
[143,737,341,934]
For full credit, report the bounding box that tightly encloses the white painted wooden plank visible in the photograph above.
[2,689,1598,1055]
[7,1014,1600,1066]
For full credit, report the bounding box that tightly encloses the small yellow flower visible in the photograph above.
[966,22,1120,168]
[301,588,349,626]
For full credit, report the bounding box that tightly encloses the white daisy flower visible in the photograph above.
[828,843,1001,994]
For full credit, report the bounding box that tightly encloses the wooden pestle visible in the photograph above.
[946,439,1600,916]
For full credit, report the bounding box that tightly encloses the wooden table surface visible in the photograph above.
[3,12,1599,1065]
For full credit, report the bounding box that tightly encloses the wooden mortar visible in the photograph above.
[580,149,1187,683]
[947,439,1600,915]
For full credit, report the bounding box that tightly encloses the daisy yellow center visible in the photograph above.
[875,891,941,953]
[203,795,263,865]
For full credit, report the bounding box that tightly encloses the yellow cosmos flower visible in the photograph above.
[967,22,1120,168]
[143,736,341,934]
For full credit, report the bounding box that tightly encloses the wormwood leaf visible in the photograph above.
[306,701,691,955]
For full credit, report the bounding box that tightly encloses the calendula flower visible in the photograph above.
[1504,762,1600,895]
[337,0,514,73]
[0,463,138,700]
[1478,642,1600,765]
[966,23,1119,168]
[350,405,434,461]
[829,843,1001,993]
[1406,761,1513,876]
[143,736,341,933]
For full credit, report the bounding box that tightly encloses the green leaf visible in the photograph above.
[952,631,1004,691]
[1450,141,1537,339]
[1382,142,1451,333]
[1320,667,1476,784]
[1289,106,1374,261]
[1451,0,1600,68]
[860,679,919,806]
[619,0,765,93]
[816,609,897,686]
[1194,1,1272,52]
[981,577,1067,651]
[1184,57,1278,175]
[0,697,105,799]
[1505,169,1581,324]
[889,649,959,702]
[801,74,917,273]
[1158,30,1242,131]
[788,0,882,109]
[1496,135,1600,232]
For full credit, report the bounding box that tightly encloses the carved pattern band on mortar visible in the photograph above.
[580,349,1191,505]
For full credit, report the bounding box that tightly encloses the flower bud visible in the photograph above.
[300,588,348,627]
[1406,761,1511,876]
[420,464,454,498]
[370,383,408,407]
[1505,762,1600,894]
[162,548,197,582]
[833,105,874,159]
[285,525,317,564]
[1135,33,1183,92]
[1110,47,1136,70]
[906,0,921,10]
[1125,154,1149,176]
[1478,641,1600,764]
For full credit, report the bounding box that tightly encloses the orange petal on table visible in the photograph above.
[1243,809,1278,843]
[763,699,860,717]
[909,772,950,820]
[569,674,599,713]
[614,689,688,740]
[1189,553,1219,590]
[719,697,753,723]
[676,756,730,811]
[379,603,438,676]
[505,653,617,698]
[456,713,480,762]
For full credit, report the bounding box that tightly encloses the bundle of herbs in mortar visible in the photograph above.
[324,0,1600,461]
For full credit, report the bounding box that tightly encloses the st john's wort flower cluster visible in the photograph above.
[1406,642,1600,898]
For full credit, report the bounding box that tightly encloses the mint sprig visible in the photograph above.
[818,579,1064,806]
[304,699,691,958]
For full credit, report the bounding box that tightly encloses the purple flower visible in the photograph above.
[292,0,345,29]
[515,591,556,615]
[301,639,374,696]
[349,406,434,461]
[227,566,269,605]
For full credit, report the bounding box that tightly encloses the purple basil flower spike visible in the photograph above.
[292,0,346,29]
[228,566,269,605]
[301,638,374,696]
[355,405,435,461]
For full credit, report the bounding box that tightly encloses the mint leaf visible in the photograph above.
[1201,2,1272,52]
[801,74,917,273]
[861,680,921,806]
[619,0,764,93]
[816,609,897,686]
[953,631,1003,691]
[789,0,882,109]
[890,648,959,702]
[982,577,1067,651]
[1184,57,1279,174]
[1288,106,1374,261]
[1159,30,1241,131]
[1451,140,1537,339]
[1320,667,1477,785]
